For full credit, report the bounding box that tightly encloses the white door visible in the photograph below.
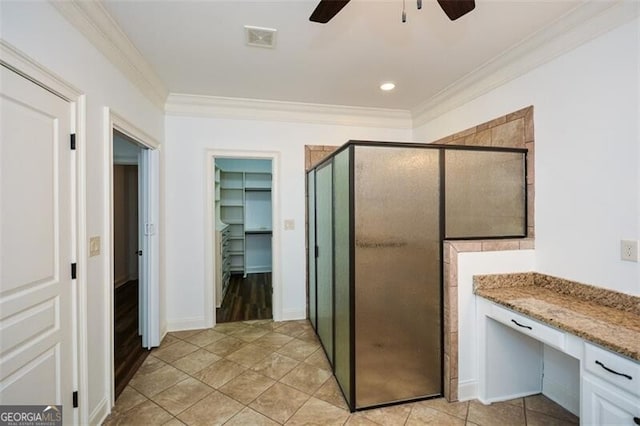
[137,148,159,349]
[0,65,75,422]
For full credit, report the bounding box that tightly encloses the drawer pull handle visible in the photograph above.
[595,360,633,380]
[511,319,532,330]
[634,417,640,425]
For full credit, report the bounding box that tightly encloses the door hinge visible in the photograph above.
[72,391,78,408]
[71,263,77,280]
[315,245,319,258]
[70,133,76,150]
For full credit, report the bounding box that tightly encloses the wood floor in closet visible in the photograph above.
[114,279,149,400]
[216,273,273,323]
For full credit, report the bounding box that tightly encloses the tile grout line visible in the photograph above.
[464,398,470,424]
[190,323,326,424]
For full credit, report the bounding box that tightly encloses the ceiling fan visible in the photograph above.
[309,0,475,23]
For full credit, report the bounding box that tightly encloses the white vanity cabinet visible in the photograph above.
[581,343,640,425]
[582,375,640,425]
[477,296,640,425]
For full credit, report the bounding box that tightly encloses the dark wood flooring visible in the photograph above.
[114,279,148,400]
[216,273,273,323]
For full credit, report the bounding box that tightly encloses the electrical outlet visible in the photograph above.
[620,240,638,262]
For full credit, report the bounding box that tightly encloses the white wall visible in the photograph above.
[164,115,411,328]
[542,345,580,416]
[415,18,640,296]
[1,2,164,423]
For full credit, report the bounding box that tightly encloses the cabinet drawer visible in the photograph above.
[584,342,640,398]
[489,304,565,350]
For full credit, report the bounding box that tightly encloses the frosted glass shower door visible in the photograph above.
[445,150,526,238]
[316,163,334,364]
[307,170,317,329]
[333,149,352,407]
[353,146,442,408]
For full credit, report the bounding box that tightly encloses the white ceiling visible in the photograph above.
[102,0,587,111]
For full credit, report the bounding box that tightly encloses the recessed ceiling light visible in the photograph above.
[380,82,396,91]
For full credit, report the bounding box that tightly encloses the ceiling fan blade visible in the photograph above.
[309,0,351,23]
[437,0,475,21]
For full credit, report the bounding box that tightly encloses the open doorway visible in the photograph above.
[214,158,273,323]
[107,111,161,406]
[112,130,146,398]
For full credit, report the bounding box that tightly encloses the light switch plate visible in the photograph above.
[89,236,101,257]
[284,219,295,230]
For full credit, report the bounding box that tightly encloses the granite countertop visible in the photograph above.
[473,272,640,362]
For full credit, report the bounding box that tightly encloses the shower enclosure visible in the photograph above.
[307,141,527,411]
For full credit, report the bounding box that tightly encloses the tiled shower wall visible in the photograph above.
[438,106,535,401]
[304,105,535,402]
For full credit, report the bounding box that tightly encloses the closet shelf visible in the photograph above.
[219,168,272,276]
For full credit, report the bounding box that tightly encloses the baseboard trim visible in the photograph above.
[166,316,207,332]
[89,396,110,426]
[480,390,539,405]
[457,380,478,401]
[280,309,306,321]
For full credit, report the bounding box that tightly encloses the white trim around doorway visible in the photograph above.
[103,108,163,411]
[204,150,282,327]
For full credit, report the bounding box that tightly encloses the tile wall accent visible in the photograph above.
[305,145,339,171]
[432,105,535,239]
[439,106,535,401]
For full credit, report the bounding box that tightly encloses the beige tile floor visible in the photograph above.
[103,319,579,425]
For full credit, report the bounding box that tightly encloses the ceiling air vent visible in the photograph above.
[244,26,277,49]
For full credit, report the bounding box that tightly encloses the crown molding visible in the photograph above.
[48,0,636,129]
[165,94,413,129]
[411,0,640,127]
[50,0,168,109]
